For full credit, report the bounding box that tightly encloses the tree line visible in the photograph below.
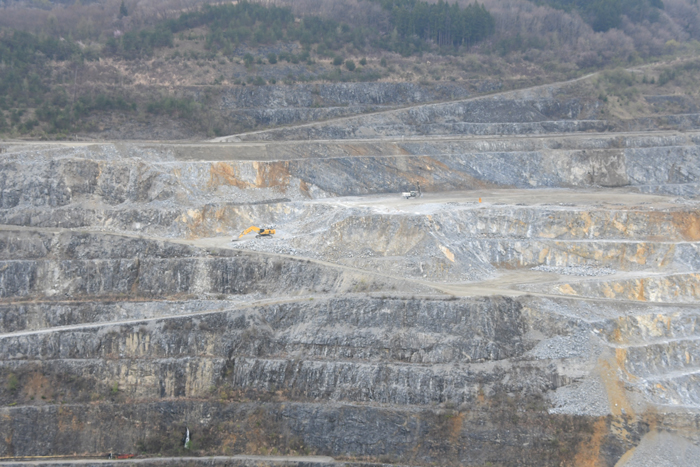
[101,0,495,59]
[0,30,77,111]
[372,0,495,47]
[538,0,665,32]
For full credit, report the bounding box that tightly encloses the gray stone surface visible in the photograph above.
[2,81,700,465]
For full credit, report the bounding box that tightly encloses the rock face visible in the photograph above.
[0,291,657,465]
[0,230,418,302]
[218,82,474,129]
[213,79,700,143]
[218,90,607,141]
[1,80,700,467]
[1,133,699,239]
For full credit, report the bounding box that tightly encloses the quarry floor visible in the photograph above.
[191,187,687,298]
[0,186,682,302]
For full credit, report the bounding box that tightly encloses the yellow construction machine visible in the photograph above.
[238,226,276,239]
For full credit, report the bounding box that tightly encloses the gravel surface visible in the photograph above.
[531,265,616,276]
[526,327,592,360]
[548,376,611,417]
[618,431,700,467]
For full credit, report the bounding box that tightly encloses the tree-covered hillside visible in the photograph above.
[0,0,498,137]
[0,0,699,139]
[371,0,495,49]
[538,0,665,32]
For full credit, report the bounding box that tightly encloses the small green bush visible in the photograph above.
[146,96,198,118]
[602,68,636,87]
[658,68,677,86]
[243,53,254,67]
[7,373,19,393]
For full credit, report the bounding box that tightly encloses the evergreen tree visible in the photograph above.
[119,1,128,19]
[375,0,495,47]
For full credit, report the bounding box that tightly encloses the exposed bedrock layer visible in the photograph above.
[276,207,700,280]
[0,399,659,466]
[3,292,685,465]
[219,82,474,110]
[215,85,606,142]
[3,293,700,464]
[0,137,698,264]
[588,308,700,416]
[0,300,237,334]
[2,197,698,286]
[528,272,700,303]
[214,80,700,143]
[0,230,421,302]
[217,82,475,130]
[0,461,372,467]
[0,460,394,467]
[216,87,699,143]
[1,134,699,215]
[0,297,537,400]
[1,108,699,465]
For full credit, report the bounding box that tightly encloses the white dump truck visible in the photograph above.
[402,184,422,199]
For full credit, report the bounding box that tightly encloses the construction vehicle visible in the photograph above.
[402,183,422,199]
[238,226,275,239]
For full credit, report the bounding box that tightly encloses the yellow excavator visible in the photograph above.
[238,226,276,239]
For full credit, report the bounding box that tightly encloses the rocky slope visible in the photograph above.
[1,81,700,466]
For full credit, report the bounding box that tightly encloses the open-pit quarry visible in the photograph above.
[1,80,700,467]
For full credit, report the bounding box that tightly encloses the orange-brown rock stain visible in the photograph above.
[299,180,311,197]
[613,413,661,467]
[209,161,293,191]
[446,412,464,446]
[564,212,595,238]
[559,283,578,295]
[254,161,291,190]
[616,348,638,384]
[670,211,700,241]
[181,209,205,239]
[476,385,486,404]
[393,143,412,156]
[637,211,700,241]
[57,406,84,434]
[599,352,635,417]
[209,162,250,189]
[181,205,241,239]
[611,326,624,344]
[657,244,676,268]
[611,212,632,238]
[632,279,646,302]
[632,244,648,266]
[579,212,594,237]
[397,158,435,189]
[573,418,608,467]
